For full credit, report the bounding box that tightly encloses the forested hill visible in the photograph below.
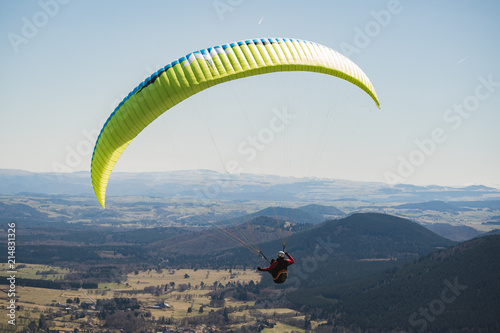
[259,213,455,261]
[154,213,455,273]
[287,235,500,332]
[230,213,455,288]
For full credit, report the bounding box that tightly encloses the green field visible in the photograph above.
[0,263,70,280]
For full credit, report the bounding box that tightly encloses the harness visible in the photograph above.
[270,258,289,284]
[273,269,288,284]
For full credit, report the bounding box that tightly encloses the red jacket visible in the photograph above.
[261,253,294,278]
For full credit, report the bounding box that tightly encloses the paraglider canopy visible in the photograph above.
[91,38,380,208]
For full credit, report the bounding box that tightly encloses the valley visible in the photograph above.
[1,171,500,331]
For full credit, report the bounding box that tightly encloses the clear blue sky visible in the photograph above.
[1,0,499,187]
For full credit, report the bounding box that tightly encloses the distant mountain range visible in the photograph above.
[393,200,472,213]
[426,223,483,242]
[1,169,499,247]
[242,205,345,225]
[1,169,500,203]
